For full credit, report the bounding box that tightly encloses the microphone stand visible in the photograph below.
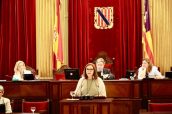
[145,72,149,79]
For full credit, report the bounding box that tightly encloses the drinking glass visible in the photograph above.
[30,106,36,113]
[70,91,75,99]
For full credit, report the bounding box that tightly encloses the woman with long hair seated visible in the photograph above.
[12,60,32,81]
[138,58,164,79]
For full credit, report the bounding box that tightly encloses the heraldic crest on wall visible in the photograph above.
[94,7,113,29]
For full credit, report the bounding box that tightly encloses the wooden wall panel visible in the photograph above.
[1,79,172,114]
[59,81,77,99]
[60,98,112,114]
[150,80,172,98]
[111,99,141,114]
[105,80,141,98]
[2,81,49,99]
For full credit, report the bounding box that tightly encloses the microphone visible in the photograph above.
[145,72,149,78]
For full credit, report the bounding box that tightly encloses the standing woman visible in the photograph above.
[74,63,106,97]
[12,60,26,81]
[138,58,164,79]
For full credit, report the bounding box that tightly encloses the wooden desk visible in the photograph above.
[60,98,113,114]
[10,113,40,114]
[142,79,172,99]
[1,79,172,114]
[104,80,141,98]
[111,98,141,114]
[140,112,172,114]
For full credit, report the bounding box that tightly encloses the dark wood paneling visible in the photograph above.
[141,79,172,99]
[60,98,113,114]
[140,111,172,114]
[1,79,172,114]
[110,99,142,114]
[2,81,49,99]
[59,80,78,99]
[150,80,172,98]
[105,80,141,98]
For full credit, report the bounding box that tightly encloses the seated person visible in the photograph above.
[74,63,106,97]
[0,85,12,113]
[12,60,32,81]
[138,58,164,79]
[95,58,115,80]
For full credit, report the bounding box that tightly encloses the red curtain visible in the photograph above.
[0,0,36,78]
[68,0,142,78]
[68,0,90,74]
[118,0,142,78]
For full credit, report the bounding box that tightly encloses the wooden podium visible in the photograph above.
[60,98,113,114]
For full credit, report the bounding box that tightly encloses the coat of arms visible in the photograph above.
[94,7,113,29]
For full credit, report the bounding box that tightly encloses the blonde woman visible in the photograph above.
[12,60,31,81]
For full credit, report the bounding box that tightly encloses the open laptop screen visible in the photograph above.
[165,71,172,79]
[0,104,5,113]
[64,68,80,80]
[126,70,135,78]
[23,74,34,80]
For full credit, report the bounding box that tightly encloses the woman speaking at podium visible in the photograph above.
[74,63,106,97]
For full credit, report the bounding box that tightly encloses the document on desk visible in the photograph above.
[66,98,79,100]
[0,80,6,82]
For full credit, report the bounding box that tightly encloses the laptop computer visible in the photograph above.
[165,71,172,79]
[23,74,35,80]
[126,70,135,78]
[64,68,80,80]
[0,104,5,113]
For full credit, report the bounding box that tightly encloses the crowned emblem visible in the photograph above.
[94,7,113,29]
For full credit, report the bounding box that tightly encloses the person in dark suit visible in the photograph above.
[95,58,115,80]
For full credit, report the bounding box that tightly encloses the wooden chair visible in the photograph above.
[53,65,70,80]
[26,66,38,76]
[4,75,12,81]
[148,100,172,112]
[89,51,115,73]
[54,73,65,80]
[22,99,49,114]
[158,66,160,72]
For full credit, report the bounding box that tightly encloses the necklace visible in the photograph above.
[87,79,93,95]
